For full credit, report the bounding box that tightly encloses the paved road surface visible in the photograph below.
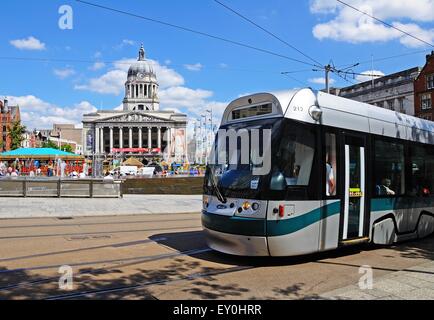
[0,213,433,300]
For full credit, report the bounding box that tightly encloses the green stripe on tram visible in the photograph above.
[266,201,341,237]
[371,197,434,212]
[202,201,341,237]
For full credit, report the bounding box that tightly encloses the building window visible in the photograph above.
[427,74,434,90]
[398,97,405,113]
[387,99,395,110]
[421,93,432,110]
[377,101,384,108]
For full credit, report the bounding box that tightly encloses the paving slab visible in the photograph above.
[319,260,434,300]
[0,195,202,218]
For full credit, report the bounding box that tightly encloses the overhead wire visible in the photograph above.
[74,0,317,68]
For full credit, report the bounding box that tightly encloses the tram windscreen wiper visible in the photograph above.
[209,167,227,203]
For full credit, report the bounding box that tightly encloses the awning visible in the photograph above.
[0,148,84,161]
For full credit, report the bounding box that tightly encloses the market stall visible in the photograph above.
[0,148,85,177]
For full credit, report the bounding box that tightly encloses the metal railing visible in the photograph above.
[0,177,123,198]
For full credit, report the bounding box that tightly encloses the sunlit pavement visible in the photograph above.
[0,195,202,218]
[0,213,433,300]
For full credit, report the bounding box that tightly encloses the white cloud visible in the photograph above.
[114,39,137,49]
[89,62,106,71]
[355,70,385,82]
[75,69,126,95]
[393,22,434,47]
[184,63,203,72]
[53,68,76,79]
[10,36,46,51]
[159,87,213,111]
[309,77,336,85]
[310,0,434,47]
[3,95,97,129]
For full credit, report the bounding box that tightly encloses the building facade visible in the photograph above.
[82,45,188,162]
[22,124,83,154]
[0,98,21,152]
[414,51,434,120]
[333,67,421,115]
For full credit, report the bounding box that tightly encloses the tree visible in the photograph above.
[42,140,59,149]
[62,144,73,153]
[8,121,26,150]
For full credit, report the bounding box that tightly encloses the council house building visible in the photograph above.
[82,45,188,163]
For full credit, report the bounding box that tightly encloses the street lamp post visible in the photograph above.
[201,114,207,164]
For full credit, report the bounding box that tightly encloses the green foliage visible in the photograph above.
[8,121,26,150]
[62,144,73,153]
[41,140,74,153]
[42,140,59,149]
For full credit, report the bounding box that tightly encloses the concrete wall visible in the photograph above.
[122,176,204,195]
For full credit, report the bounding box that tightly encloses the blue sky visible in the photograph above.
[1,0,434,131]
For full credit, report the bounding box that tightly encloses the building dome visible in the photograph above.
[123,44,160,111]
[127,45,155,78]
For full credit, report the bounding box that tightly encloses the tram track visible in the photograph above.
[0,225,199,240]
[0,217,199,230]
[0,247,213,293]
[45,265,254,300]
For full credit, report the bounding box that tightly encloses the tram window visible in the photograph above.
[325,133,337,196]
[373,139,405,196]
[269,124,315,190]
[232,103,272,120]
[409,144,434,196]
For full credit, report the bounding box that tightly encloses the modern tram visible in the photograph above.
[201,88,434,256]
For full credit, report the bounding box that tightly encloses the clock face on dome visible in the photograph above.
[137,73,145,79]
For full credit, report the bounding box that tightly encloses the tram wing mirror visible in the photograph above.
[308,105,322,121]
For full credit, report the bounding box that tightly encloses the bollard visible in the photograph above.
[57,179,61,198]
[89,180,93,198]
[23,179,27,197]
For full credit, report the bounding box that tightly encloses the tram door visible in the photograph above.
[341,135,368,242]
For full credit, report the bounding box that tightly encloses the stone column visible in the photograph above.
[157,127,162,151]
[129,127,133,148]
[109,127,114,153]
[100,127,104,154]
[119,127,123,149]
[95,126,100,155]
[148,127,152,150]
[166,127,171,158]
[138,127,142,148]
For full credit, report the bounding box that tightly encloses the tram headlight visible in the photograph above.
[242,201,251,210]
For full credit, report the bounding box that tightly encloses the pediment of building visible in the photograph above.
[98,112,169,123]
